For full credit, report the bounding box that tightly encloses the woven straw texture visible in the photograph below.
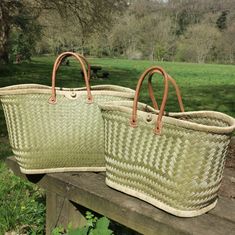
[0,85,134,174]
[100,101,235,217]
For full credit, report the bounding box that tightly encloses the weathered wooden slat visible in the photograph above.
[5,157,235,235]
[219,168,235,199]
[209,196,235,223]
[46,191,87,234]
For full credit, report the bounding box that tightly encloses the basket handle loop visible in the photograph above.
[55,54,91,81]
[148,71,184,112]
[130,66,169,135]
[49,52,93,104]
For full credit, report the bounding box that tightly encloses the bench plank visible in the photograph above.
[46,191,87,234]
[6,157,235,235]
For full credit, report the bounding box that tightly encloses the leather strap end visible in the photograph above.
[154,122,162,135]
[48,96,57,104]
[86,97,93,104]
[130,119,138,128]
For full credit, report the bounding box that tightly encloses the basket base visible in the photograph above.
[20,166,106,174]
[106,178,218,217]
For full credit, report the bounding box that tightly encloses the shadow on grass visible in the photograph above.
[0,60,235,139]
[0,137,12,160]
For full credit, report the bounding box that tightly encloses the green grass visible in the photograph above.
[0,138,45,234]
[0,163,45,234]
[89,58,235,116]
[0,56,235,233]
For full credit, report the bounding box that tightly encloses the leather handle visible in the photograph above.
[55,54,91,81]
[148,71,184,112]
[148,76,159,110]
[49,52,93,104]
[130,66,169,135]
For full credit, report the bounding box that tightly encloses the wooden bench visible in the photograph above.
[81,66,109,79]
[90,65,102,79]
[5,141,235,235]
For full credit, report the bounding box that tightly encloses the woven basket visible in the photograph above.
[100,66,235,217]
[0,52,135,174]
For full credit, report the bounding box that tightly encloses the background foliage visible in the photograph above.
[1,0,235,64]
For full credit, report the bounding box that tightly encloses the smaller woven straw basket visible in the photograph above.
[0,52,135,174]
[100,66,235,217]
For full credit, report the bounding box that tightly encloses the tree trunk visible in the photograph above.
[229,48,234,64]
[80,37,85,55]
[150,45,155,61]
[0,4,10,64]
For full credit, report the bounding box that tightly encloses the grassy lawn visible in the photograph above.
[0,56,235,234]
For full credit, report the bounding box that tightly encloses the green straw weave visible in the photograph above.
[0,85,134,174]
[100,101,235,217]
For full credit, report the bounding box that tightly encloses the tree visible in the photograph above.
[109,0,175,60]
[0,0,126,63]
[217,24,235,63]
[0,0,20,63]
[139,15,175,61]
[0,4,8,63]
[216,11,228,31]
[176,24,220,63]
[168,0,210,35]
[109,13,142,58]
[40,0,127,55]
[0,0,41,63]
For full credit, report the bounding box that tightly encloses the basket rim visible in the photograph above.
[0,84,135,98]
[99,101,235,134]
[20,166,106,174]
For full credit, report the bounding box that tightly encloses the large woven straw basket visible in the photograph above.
[0,52,135,174]
[100,66,235,217]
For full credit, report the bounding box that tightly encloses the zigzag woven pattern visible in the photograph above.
[101,108,233,216]
[1,91,133,173]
